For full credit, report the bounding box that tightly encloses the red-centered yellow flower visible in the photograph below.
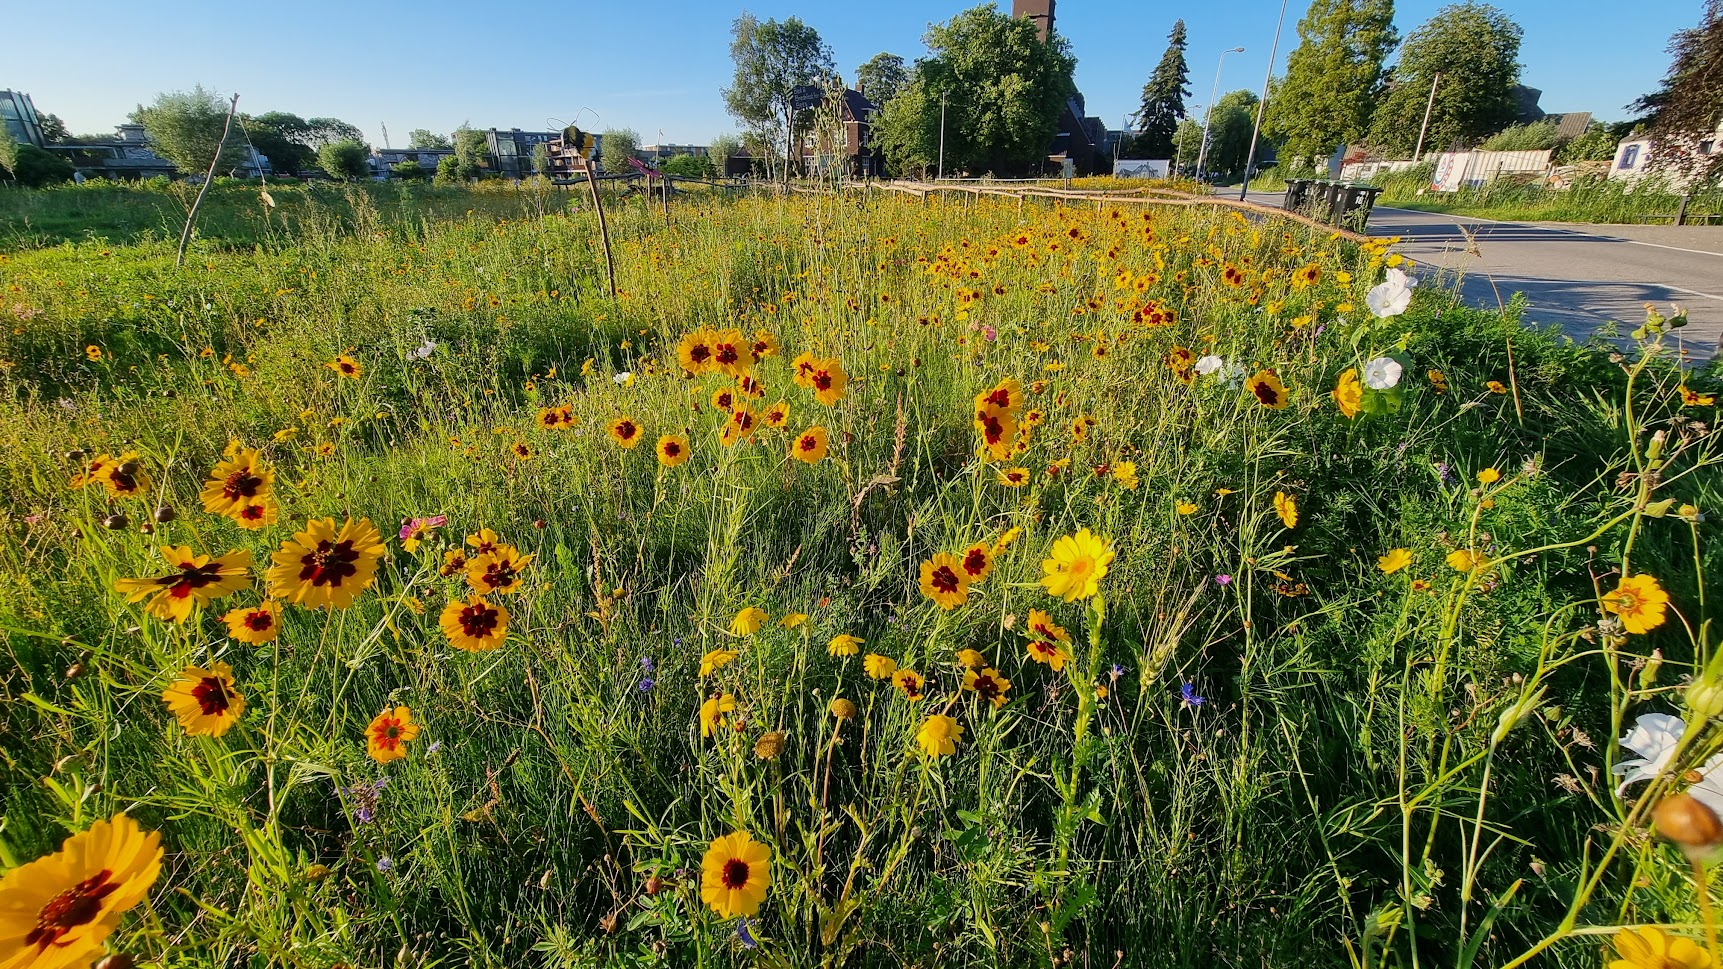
[828,633,864,657]
[1605,574,1671,634]
[608,416,644,448]
[536,406,570,430]
[735,375,765,399]
[1167,346,1196,384]
[1609,925,1711,969]
[919,552,971,609]
[0,813,162,969]
[1027,608,1070,643]
[222,601,281,644]
[440,595,509,652]
[893,668,926,702]
[366,705,420,763]
[974,378,1023,415]
[677,329,718,374]
[712,328,752,377]
[1027,638,1071,671]
[267,517,384,610]
[200,448,273,518]
[699,830,771,918]
[963,667,1012,708]
[863,654,898,679]
[700,648,738,676]
[1274,491,1299,529]
[958,542,993,583]
[466,528,503,557]
[719,404,758,446]
[810,357,848,406]
[161,661,245,736]
[115,546,253,623]
[790,351,819,388]
[750,330,780,360]
[791,426,829,463]
[656,433,691,467]
[466,546,533,596]
[699,693,736,737]
[996,466,1031,487]
[1681,385,1717,407]
[763,400,791,428]
[327,354,362,379]
[710,387,738,413]
[1291,263,1320,289]
[440,549,468,577]
[1246,370,1290,409]
[916,714,964,757]
[975,406,1017,460]
[1378,548,1412,574]
[730,607,768,636]
[1039,528,1114,602]
[1333,368,1362,418]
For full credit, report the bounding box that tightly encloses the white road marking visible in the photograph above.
[1371,204,1723,258]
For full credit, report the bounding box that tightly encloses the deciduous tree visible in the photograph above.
[408,129,453,150]
[1632,0,1723,179]
[856,52,908,105]
[723,14,835,180]
[318,139,371,181]
[1133,20,1190,159]
[1268,0,1398,162]
[131,86,245,175]
[600,128,640,173]
[1368,3,1523,154]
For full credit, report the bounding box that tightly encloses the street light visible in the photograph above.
[1240,0,1290,200]
[1195,46,1244,184]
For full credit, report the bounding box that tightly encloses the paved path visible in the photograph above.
[1244,192,1723,359]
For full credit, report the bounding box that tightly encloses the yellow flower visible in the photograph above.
[1605,574,1670,634]
[778,612,808,628]
[1609,925,1711,969]
[1027,638,1071,671]
[440,596,509,652]
[955,648,986,668]
[916,714,964,757]
[1026,608,1071,642]
[200,448,274,519]
[115,546,253,623]
[1378,549,1412,574]
[919,552,972,609]
[465,546,534,597]
[893,668,926,701]
[222,601,281,644]
[996,466,1031,487]
[266,518,385,610]
[699,693,736,737]
[326,354,362,379]
[790,426,829,463]
[809,357,848,406]
[656,433,691,467]
[607,416,644,448]
[699,830,771,918]
[864,654,898,679]
[1477,467,1500,485]
[701,648,739,676]
[1245,370,1290,409]
[1487,380,1508,395]
[1681,386,1717,407]
[1176,500,1198,515]
[1446,549,1481,573]
[763,400,791,428]
[1039,528,1114,602]
[828,633,864,656]
[1274,491,1299,529]
[161,661,246,736]
[1112,461,1139,489]
[1428,369,1448,394]
[366,705,420,763]
[958,543,994,583]
[962,667,1012,708]
[730,607,768,636]
[0,814,162,969]
[1332,368,1362,418]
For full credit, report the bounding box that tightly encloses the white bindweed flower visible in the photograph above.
[614,371,634,385]
[1195,355,1224,376]
[410,339,436,361]
[1363,356,1403,390]
[1366,267,1417,319]
[1613,712,1723,815]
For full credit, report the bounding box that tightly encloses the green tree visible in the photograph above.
[451,124,488,178]
[709,133,743,172]
[1368,3,1523,154]
[303,118,365,148]
[1133,20,1190,159]
[1631,0,1723,179]
[1267,0,1398,163]
[130,86,244,175]
[1204,90,1261,177]
[318,139,371,180]
[873,4,1076,177]
[661,153,717,178]
[242,114,315,174]
[856,52,908,104]
[0,127,17,178]
[1554,121,1620,163]
[39,113,70,144]
[7,145,75,186]
[600,128,640,173]
[408,129,453,150]
[391,159,429,180]
[1479,119,1558,151]
[723,14,836,179]
[435,155,466,184]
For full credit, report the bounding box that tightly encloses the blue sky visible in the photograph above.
[7,0,1695,147]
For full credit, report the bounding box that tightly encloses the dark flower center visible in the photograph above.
[481,560,518,591]
[715,345,740,366]
[974,674,1002,699]
[1253,382,1281,406]
[222,469,264,500]
[239,504,266,521]
[616,422,637,440]
[459,604,500,638]
[27,870,116,949]
[663,442,682,457]
[983,388,1011,409]
[722,858,751,889]
[813,372,833,391]
[962,549,988,576]
[108,470,139,492]
[192,676,234,716]
[689,344,712,365]
[375,721,402,747]
[301,539,361,588]
[244,611,274,632]
[799,436,818,452]
[931,566,961,594]
[169,562,227,599]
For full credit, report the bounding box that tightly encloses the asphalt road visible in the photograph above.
[1244,192,1723,359]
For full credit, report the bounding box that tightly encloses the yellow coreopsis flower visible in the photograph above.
[0,814,162,969]
[1039,528,1114,602]
[916,714,964,757]
[1378,548,1412,574]
[729,607,768,636]
[699,830,771,918]
[1274,492,1299,529]
[1604,574,1670,634]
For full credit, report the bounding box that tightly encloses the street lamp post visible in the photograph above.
[1195,46,1244,184]
[1240,0,1289,200]
[937,92,947,181]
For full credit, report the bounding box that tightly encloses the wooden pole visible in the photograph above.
[177,93,240,268]
[583,161,616,298]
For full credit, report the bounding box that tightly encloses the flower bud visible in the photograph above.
[1688,678,1723,720]
[830,698,856,720]
[1654,793,1723,850]
[754,731,785,760]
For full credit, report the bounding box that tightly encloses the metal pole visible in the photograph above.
[1413,73,1440,163]
[1240,0,1289,200]
[1195,47,1243,184]
[937,93,947,181]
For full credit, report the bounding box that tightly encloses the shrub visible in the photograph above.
[317,139,372,181]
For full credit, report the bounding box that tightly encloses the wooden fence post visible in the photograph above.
[583,163,617,298]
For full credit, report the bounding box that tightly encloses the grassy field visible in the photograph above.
[0,179,1720,969]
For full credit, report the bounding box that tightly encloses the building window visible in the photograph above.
[1619,145,1639,169]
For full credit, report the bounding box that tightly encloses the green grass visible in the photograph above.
[0,180,1720,969]
[1367,163,1723,224]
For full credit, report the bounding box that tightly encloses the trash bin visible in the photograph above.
[1284,178,1312,213]
[1332,184,1385,229]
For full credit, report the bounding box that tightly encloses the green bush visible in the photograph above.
[391,159,428,181]
[661,153,716,178]
[5,144,76,188]
[318,139,372,181]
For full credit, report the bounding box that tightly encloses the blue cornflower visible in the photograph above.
[376,856,394,872]
[1180,682,1206,708]
[639,677,655,692]
[737,917,758,949]
[641,656,656,672]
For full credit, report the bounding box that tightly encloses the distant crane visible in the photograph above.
[380,122,391,149]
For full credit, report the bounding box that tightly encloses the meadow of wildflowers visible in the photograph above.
[0,181,1719,968]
